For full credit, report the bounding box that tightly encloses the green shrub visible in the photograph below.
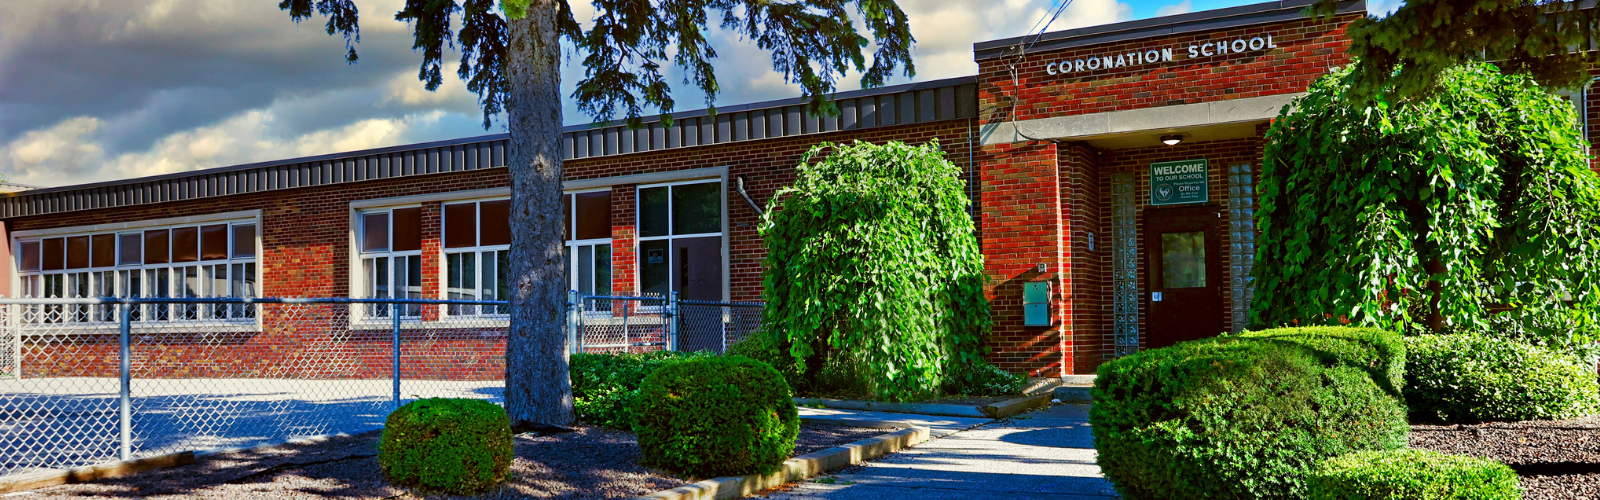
[761,140,990,401]
[570,350,710,429]
[1309,449,1522,500]
[1406,334,1600,423]
[943,360,1027,397]
[1091,330,1410,500]
[1237,326,1406,396]
[725,331,804,390]
[635,356,799,478]
[378,398,513,494]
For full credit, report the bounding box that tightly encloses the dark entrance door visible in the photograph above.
[1144,205,1223,350]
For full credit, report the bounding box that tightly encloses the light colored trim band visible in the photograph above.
[563,166,727,191]
[979,93,1302,146]
[12,210,264,239]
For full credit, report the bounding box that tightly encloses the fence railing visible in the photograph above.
[0,294,762,479]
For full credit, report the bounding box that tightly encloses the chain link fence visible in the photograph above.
[0,293,762,479]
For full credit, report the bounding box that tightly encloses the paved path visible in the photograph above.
[771,404,1118,499]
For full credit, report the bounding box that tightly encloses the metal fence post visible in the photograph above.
[118,300,132,461]
[567,291,580,354]
[391,300,401,411]
[666,292,679,352]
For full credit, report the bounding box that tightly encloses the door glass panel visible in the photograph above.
[1161,231,1206,289]
[672,236,722,301]
[672,182,721,235]
[640,239,670,297]
[638,187,669,237]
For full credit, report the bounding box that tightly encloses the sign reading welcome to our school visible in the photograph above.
[1044,35,1278,77]
[1150,159,1209,206]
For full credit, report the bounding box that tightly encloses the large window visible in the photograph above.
[637,180,722,301]
[359,207,422,317]
[443,199,511,316]
[16,221,258,323]
[564,190,614,298]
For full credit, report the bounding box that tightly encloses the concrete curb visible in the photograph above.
[0,451,196,494]
[980,393,1053,418]
[632,426,931,500]
[793,398,988,418]
[798,417,913,429]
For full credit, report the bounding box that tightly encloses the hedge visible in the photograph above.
[570,350,711,429]
[1091,328,1409,499]
[635,355,799,477]
[1309,449,1522,500]
[378,398,513,494]
[1406,334,1600,423]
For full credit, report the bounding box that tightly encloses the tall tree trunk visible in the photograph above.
[503,0,573,426]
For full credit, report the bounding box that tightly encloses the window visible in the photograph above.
[15,220,259,324]
[637,180,722,301]
[563,190,614,300]
[358,207,423,317]
[442,199,512,316]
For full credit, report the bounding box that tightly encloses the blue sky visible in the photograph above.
[0,0,1395,187]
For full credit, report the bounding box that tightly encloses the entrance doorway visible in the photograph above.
[1143,205,1223,349]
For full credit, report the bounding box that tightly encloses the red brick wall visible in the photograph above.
[1060,143,1107,372]
[977,13,1359,123]
[979,140,1069,376]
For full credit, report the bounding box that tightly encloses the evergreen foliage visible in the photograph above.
[634,356,799,478]
[760,140,991,401]
[570,351,711,429]
[378,398,514,494]
[1257,62,1600,355]
[1406,334,1600,423]
[1091,328,1409,500]
[1309,449,1523,500]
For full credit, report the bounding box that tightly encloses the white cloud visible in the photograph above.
[1156,1,1194,17]
[3,117,106,181]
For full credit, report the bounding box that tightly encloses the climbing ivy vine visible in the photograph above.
[760,140,990,401]
[1256,62,1600,356]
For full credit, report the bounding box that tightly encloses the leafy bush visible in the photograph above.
[1257,62,1600,348]
[761,140,990,401]
[1405,334,1600,423]
[725,331,804,390]
[1092,329,1409,500]
[378,398,513,494]
[1309,449,1522,500]
[943,360,1027,397]
[570,350,710,429]
[1237,326,1405,396]
[635,355,799,478]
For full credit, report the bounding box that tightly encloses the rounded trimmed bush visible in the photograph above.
[1406,334,1600,423]
[1237,326,1406,396]
[1310,449,1522,500]
[635,355,799,478]
[378,398,513,494]
[571,350,711,429]
[1091,330,1409,500]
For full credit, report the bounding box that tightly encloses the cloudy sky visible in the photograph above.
[0,0,1399,188]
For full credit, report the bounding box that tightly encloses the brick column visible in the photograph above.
[979,140,1070,377]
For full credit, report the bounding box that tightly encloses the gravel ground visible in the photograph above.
[1411,415,1600,500]
[13,423,892,500]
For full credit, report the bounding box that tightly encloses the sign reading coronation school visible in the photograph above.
[1044,35,1279,76]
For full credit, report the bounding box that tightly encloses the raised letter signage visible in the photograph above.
[1150,159,1209,206]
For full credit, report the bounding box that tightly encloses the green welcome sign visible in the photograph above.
[1150,159,1209,206]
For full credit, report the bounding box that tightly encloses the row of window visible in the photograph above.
[15,179,727,323]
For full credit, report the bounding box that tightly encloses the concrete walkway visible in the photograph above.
[774,404,1118,499]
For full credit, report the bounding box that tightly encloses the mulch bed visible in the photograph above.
[1411,415,1600,500]
[14,423,893,500]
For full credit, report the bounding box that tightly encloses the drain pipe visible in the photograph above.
[735,174,763,216]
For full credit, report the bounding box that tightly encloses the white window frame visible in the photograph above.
[440,197,513,318]
[565,187,615,295]
[635,177,729,303]
[355,205,424,320]
[10,210,263,331]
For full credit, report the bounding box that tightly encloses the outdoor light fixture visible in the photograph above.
[1160,134,1184,146]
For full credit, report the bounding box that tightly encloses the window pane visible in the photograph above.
[447,252,476,300]
[20,241,39,272]
[200,224,228,260]
[118,234,142,266]
[444,203,478,249]
[232,224,257,258]
[562,194,571,240]
[673,236,723,301]
[91,234,115,268]
[481,251,497,301]
[172,227,198,263]
[672,182,721,235]
[144,229,169,265]
[640,239,670,297]
[595,244,612,296]
[575,191,612,240]
[496,251,510,314]
[42,238,64,271]
[638,187,669,237]
[368,257,390,299]
[362,213,390,252]
[1161,231,1207,289]
[480,200,511,246]
[578,245,594,294]
[393,207,422,252]
[65,236,90,269]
